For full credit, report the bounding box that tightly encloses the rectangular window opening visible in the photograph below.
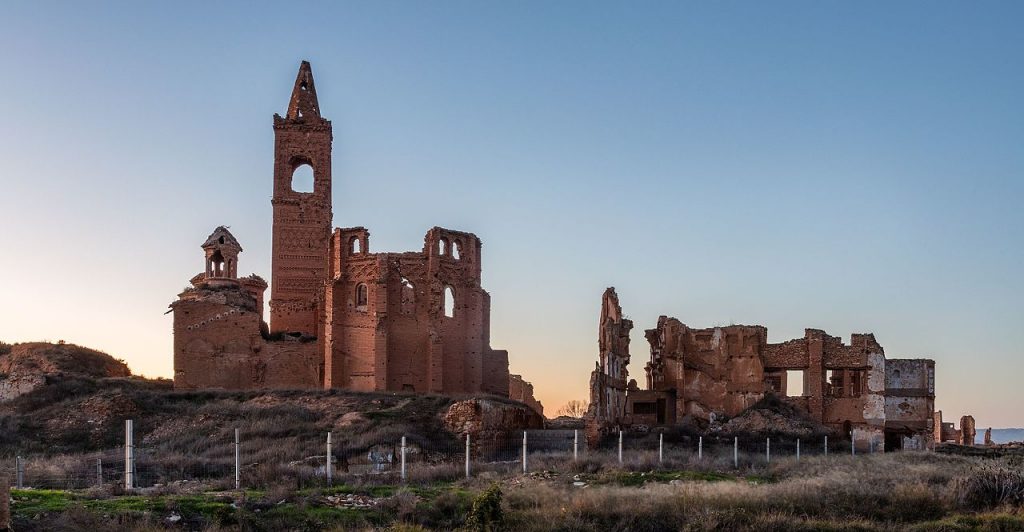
[785,370,805,397]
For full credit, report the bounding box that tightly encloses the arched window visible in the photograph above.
[452,240,462,260]
[443,285,455,318]
[350,237,361,255]
[210,250,224,277]
[439,238,448,256]
[355,283,368,310]
[291,163,314,193]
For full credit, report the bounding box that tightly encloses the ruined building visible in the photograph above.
[934,412,977,446]
[586,288,939,451]
[171,62,532,401]
[585,288,633,440]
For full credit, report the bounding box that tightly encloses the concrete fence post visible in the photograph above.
[573,430,578,462]
[234,428,241,490]
[659,433,663,464]
[15,457,23,490]
[699,436,703,460]
[796,439,801,462]
[522,431,528,474]
[851,432,855,457]
[618,431,623,465]
[96,458,103,487]
[824,435,828,457]
[326,431,333,486]
[766,438,770,464]
[125,419,134,491]
[733,437,738,468]
[464,434,470,479]
[400,436,407,482]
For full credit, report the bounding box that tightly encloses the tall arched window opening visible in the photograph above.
[443,286,455,318]
[355,283,368,310]
[291,163,314,193]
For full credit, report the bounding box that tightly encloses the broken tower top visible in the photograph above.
[285,60,322,121]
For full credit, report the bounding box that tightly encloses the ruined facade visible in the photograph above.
[587,289,940,451]
[171,62,536,402]
[585,288,633,439]
[509,374,544,417]
[934,411,977,446]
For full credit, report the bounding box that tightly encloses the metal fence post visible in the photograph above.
[851,432,855,456]
[796,439,801,462]
[699,436,703,460]
[400,436,407,482]
[326,431,333,486]
[234,428,241,490]
[573,430,578,462]
[733,437,738,468]
[522,431,528,474]
[15,457,23,490]
[825,435,828,457]
[766,437,770,464]
[618,431,623,465]
[464,434,470,479]
[659,433,663,464]
[125,419,134,491]
[96,458,103,487]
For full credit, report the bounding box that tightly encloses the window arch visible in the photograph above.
[209,250,224,277]
[439,238,449,256]
[355,283,368,310]
[443,285,455,318]
[452,240,462,260]
[291,163,314,193]
[350,237,361,255]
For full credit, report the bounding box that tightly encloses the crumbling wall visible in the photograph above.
[443,398,544,452]
[645,318,767,420]
[961,415,977,446]
[320,227,509,397]
[172,281,320,390]
[508,374,544,417]
[585,288,632,442]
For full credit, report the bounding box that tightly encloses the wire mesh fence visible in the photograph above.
[0,421,896,491]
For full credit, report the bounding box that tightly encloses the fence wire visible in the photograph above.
[0,424,892,491]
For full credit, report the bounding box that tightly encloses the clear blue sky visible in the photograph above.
[1,1,1021,426]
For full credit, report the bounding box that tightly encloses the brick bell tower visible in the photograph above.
[269,61,333,335]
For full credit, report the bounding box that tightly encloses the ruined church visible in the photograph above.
[170,62,533,405]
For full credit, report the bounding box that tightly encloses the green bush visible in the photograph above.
[467,483,504,531]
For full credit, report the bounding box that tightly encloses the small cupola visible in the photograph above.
[201,226,243,279]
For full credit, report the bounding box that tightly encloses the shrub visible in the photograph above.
[953,466,1024,510]
[467,483,504,531]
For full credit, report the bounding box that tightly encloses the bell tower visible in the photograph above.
[269,61,333,335]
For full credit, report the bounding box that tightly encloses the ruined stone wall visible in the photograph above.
[884,359,935,434]
[172,283,319,390]
[321,227,509,396]
[508,374,544,417]
[645,318,767,420]
[586,288,632,430]
[631,299,937,449]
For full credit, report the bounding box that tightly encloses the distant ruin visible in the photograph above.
[170,62,537,403]
[586,287,961,451]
